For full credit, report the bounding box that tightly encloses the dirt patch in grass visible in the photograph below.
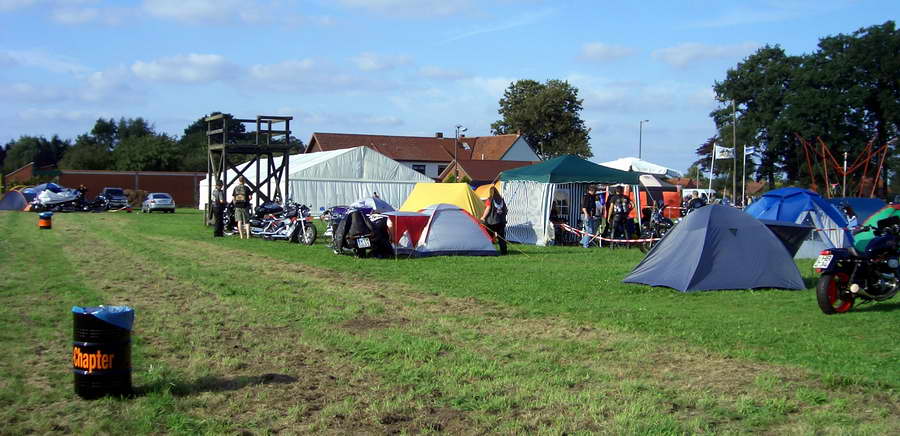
[52,223,480,434]
[340,315,410,333]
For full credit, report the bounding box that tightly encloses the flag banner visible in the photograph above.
[745,146,756,155]
[714,145,734,159]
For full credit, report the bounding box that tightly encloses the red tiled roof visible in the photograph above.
[308,132,453,162]
[438,160,537,183]
[307,132,524,163]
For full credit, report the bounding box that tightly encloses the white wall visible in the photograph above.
[501,137,540,161]
[397,161,446,178]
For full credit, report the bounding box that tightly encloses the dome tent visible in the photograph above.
[744,188,853,259]
[624,205,804,292]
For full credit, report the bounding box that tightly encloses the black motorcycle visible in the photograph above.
[814,215,900,314]
[249,201,317,245]
[638,203,675,253]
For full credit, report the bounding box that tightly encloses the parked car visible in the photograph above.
[101,187,129,209]
[141,192,176,213]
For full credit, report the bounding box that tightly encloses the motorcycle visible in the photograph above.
[814,215,900,314]
[638,204,675,253]
[250,201,317,245]
[329,208,391,258]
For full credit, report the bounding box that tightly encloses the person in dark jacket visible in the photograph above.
[480,186,508,255]
[212,180,225,237]
[607,186,633,241]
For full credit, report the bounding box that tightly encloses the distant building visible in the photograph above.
[437,160,537,185]
[305,132,539,179]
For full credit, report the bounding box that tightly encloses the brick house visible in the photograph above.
[304,132,539,179]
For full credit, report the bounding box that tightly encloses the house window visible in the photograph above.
[412,164,427,175]
[437,165,448,175]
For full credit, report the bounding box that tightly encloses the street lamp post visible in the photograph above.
[638,120,649,160]
[455,124,466,179]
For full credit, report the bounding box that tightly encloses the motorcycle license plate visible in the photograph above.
[356,237,371,248]
[813,254,833,269]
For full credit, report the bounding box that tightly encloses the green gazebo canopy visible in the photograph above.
[499,155,640,184]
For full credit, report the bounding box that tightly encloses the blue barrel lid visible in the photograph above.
[39,212,54,219]
[72,305,135,330]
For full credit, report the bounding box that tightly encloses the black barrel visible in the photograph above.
[72,306,134,399]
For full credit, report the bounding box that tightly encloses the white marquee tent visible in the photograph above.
[199,146,434,213]
[600,157,683,179]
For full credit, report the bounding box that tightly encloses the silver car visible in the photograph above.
[141,192,176,213]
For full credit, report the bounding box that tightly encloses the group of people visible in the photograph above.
[579,185,634,248]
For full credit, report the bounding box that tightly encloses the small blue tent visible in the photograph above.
[623,205,804,292]
[744,188,853,258]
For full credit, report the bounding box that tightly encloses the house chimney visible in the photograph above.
[435,132,443,138]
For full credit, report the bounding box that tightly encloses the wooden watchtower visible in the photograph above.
[205,114,293,224]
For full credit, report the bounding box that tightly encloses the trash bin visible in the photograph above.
[38,212,53,229]
[72,306,134,399]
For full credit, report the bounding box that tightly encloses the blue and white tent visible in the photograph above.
[744,188,853,258]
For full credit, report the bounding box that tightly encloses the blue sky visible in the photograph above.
[1,0,896,172]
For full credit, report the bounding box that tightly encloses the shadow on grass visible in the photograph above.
[136,373,298,397]
[854,301,900,313]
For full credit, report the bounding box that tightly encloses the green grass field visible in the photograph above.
[1,209,897,434]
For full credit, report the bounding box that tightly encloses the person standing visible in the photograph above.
[607,186,634,241]
[580,185,600,248]
[212,180,225,237]
[480,186,508,255]
[232,177,252,240]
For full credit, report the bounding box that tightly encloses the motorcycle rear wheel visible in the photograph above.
[816,273,854,314]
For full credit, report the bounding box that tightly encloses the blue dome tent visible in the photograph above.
[744,188,853,258]
[623,205,804,292]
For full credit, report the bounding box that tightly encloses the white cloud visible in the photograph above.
[464,76,514,99]
[141,0,256,23]
[350,52,411,72]
[0,49,90,74]
[248,59,316,81]
[444,8,554,42]
[18,108,109,122]
[248,59,400,94]
[652,42,760,69]
[579,43,635,62]
[51,7,98,23]
[51,5,128,25]
[131,53,235,83]
[360,115,403,127]
[0,82,69,103]
[81,66,137,102]
[335,0,473,18]
[418,66,468,80]
[0,0,37,11]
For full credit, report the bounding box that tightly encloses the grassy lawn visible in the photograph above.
[1,209,897,434]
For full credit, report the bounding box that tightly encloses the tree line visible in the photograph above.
[697,21,899,194]
[0,113,304,177]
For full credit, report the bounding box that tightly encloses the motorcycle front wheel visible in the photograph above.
[816,273,854,314]
[301,223,317,246]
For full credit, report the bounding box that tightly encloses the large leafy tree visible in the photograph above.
[2,135,70,174]
[58,134,115,170]
[113,134,182,171]
[710,21,900,193]
[491,79,592,159]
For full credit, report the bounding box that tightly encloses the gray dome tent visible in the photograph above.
[623,205,804,292]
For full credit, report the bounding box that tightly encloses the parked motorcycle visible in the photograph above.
[638,204,675,253]
[814,215,900,314]
[250,201,317,245]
